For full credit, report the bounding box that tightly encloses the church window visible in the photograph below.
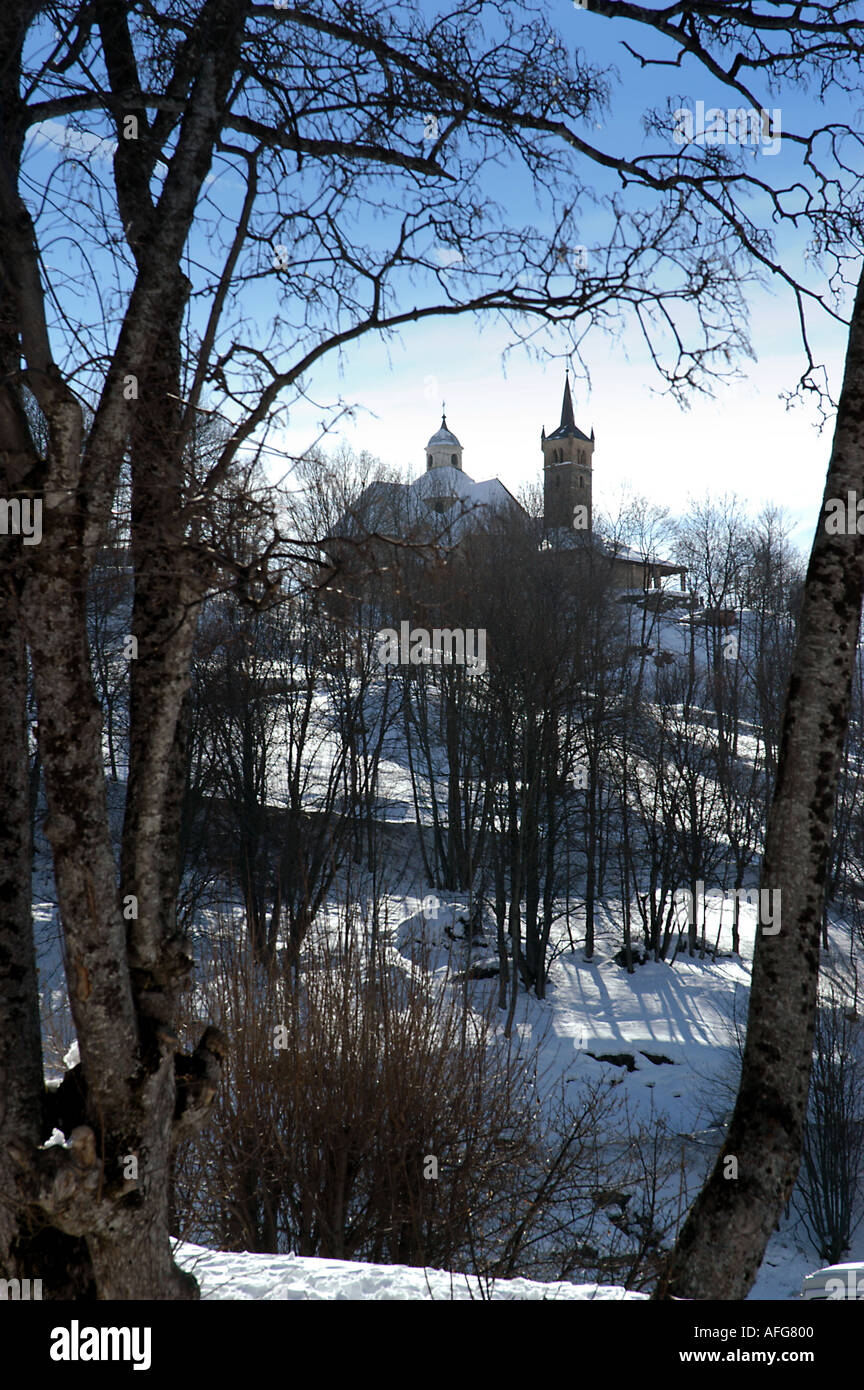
[451,453,457,466]
[427,454,432,468]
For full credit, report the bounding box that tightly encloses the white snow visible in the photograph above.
[41,1128,71,1150]
[30,592,862,1303]
[173,1242,645,1301]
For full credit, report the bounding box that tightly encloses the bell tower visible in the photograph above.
[422,409,464,513]
[542,375,594,534]
[425,410,463,472]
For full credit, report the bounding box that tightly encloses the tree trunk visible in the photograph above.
[0,0,242,1297]
[657,262,864,1299]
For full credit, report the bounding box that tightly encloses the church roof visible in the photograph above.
[547,376,590,442]
[412,464,475,501]
[334,465,523,546]
[409,468,522,541]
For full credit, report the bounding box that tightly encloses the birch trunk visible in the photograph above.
[657,262,864,1299]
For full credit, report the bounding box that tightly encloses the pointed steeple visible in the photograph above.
[546,372,589,442]
[560,372,576,433]
[541,372,595,536]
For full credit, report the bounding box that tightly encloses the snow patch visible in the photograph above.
[173,1242,645,1301]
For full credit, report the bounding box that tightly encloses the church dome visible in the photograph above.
[425,410,464,473]
[426,421,461,449]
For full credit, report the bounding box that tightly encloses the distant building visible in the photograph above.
[324,380,686,594]
[542,373,595,533]
[541,375,686,593]
[329,411,525,557]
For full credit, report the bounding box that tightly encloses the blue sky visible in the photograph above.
[277,282,842,548]
[272,1,856,549]
[24,2,859,551]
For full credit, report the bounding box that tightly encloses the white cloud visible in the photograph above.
[29,119,116,161]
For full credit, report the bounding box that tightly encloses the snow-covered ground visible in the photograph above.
[162,892,858,1300]
[173,1242,645,1301]
[30,593,864,1301]
[393,893,862,1301]
[34,801,862,1301]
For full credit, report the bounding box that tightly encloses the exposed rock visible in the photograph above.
[587,1051,637,1072]
[612,945,650,967]
[452,962,501,982]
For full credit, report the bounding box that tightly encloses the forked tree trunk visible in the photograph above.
[657,262,864,1300]
[0,0,241,1298]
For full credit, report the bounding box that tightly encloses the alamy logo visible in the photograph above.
[0,497,42,545]
[376,621,487,674]
[824,1270,864,1299]
[672,881,781,935]
[0,1278,42,1299]
[824,491,864,534]
[672,101,781,156]
[50,1320,152,1372]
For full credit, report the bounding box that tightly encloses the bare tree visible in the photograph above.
[0,0,753,1297]
[794,998,864,1266]
[2,0,861,1301]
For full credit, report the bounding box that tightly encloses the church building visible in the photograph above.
[540,376,687,593]
[325,377,686,593]
[542,374,595,533]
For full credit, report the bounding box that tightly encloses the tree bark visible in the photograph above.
[0,0,243,1298]
[657,261,864,1299]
